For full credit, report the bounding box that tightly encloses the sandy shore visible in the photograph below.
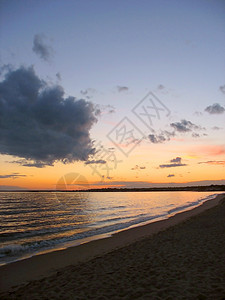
[0,193,225,299]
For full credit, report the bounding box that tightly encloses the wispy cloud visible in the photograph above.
[56,72,61,81]
[156,84,170,94]
[80,88,97,99]
[212,126,222,130]
[192,133,200,138]
[0,185,27,190]
[32,34,53,62]
[12,160,52,168]
[198,160,225,166]
[219,85,225,94]
[94,104,115,116]
[131,165,146,170]
[167,174,175,177]
[194,111,203,116]
[158,84,165,90]
[0,173,27,179]
[117,86,129,92]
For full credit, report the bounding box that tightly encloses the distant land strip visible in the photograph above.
[1,185,225,192]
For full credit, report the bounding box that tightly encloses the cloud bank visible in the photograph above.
[0,66,98,167]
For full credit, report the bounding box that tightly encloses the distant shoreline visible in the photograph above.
[1,184,225,192]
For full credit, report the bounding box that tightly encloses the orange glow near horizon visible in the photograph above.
[1,139,225,190]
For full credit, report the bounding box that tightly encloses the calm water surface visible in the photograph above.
[0,191,222,265]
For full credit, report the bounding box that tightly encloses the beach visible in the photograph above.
[0,193,225,299]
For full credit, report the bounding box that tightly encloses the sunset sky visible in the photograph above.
[0,0,225,190]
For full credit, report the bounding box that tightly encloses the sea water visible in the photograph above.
[0,191,222,265]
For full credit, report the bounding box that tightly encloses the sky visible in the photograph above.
[0,0,225,190]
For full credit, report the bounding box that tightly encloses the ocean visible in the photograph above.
[0,191,221,265]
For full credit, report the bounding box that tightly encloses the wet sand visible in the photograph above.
[0,194,225,299]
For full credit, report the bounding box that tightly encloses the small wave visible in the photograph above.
[0,213,165,259]
[0,223,86,241]
[0,244,29,258]
[167,194,218,215]
[96,215,133,224]
[112,205,127,209]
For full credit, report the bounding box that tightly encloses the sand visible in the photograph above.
[0,194,225,299]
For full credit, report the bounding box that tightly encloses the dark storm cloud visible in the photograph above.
[204,103,225,114]
[0,66,98,167]
[170,119,204,132]
[159,157,187,168]
[0,173,27,179]
[117,86,129,92]
[32,34,53,61]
